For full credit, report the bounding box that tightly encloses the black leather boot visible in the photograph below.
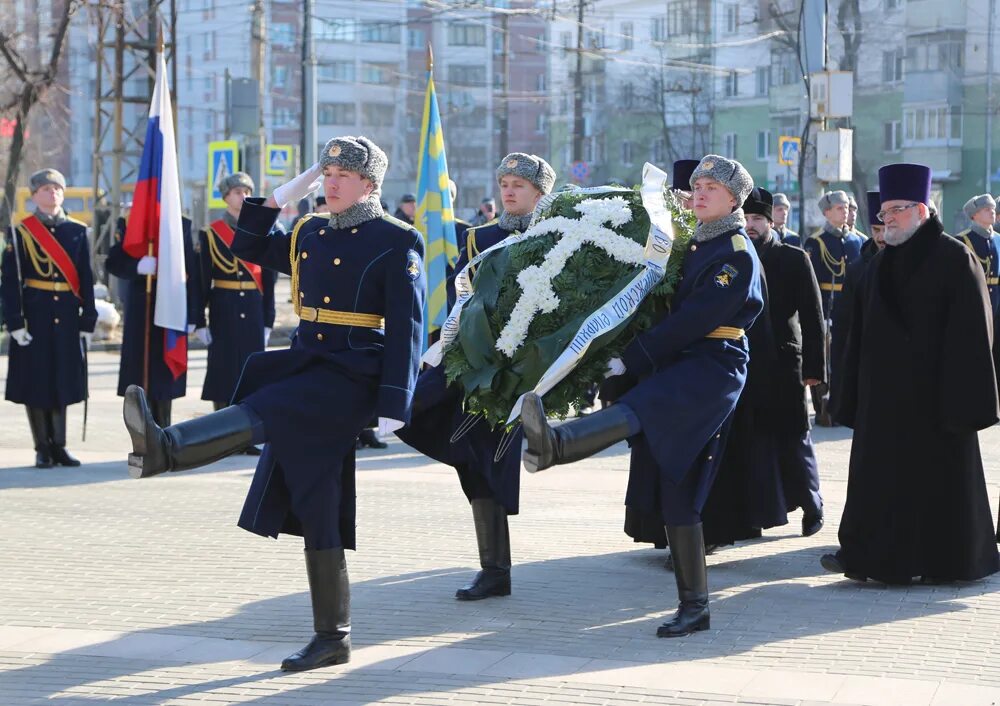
[26,407,53,468]
[521,393,635,473]
[281,548,351,672]
[657,524,710,638]
[150,398,172,428]
[215,401,262,455]
[48,407,81,467]
[455,498,511,600]
[123,385,255,478]
[357,428,387,449]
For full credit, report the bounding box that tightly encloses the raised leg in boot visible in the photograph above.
[214,401,262,455]
[48,407,81,467]
[657,523,710,637]
[123,385,259,478]
[150,398,172,428]
[521,393,639,473]
[26,407,53,468]
[281,547,351,672]
[456,498,511,600]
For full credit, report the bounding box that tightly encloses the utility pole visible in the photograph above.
[302,0,317,171]
[985,0,996,191]
[250,0,266,189]
[498,11,511,163]
[572,0,586,163]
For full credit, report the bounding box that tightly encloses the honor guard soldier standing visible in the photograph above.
[194,172,279,435]
[2,169,97,467]
[826,163,999,584]
[803,190,865,425]
[955,194,1000,315]
[521,155,763,638]
[397,152,555,601]
[772,193,799,246]
[846,193,866,238]
[123,136,425,672]
[106,210,199,428]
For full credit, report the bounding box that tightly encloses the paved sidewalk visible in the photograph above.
[0,350,998,705]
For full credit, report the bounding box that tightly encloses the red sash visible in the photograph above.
[18,215,82,300]
[209,219,263,293]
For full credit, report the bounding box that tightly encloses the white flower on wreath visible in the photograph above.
[495,196,645,358]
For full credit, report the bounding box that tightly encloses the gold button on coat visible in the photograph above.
[54,318,60,324]
[301,251,309,259]
[319,229,326,235]
[240,313,246,319]
[317,333,324,341]
[690,244,697,251]
[333,258,341,266]
[323,296,331,303]
[351,228,358,234]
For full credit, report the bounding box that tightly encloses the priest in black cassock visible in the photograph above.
[823,162,1000,584]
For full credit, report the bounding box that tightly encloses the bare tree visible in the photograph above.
[0,0,83,231]
[641,46,714,166]
[833,0,872,225]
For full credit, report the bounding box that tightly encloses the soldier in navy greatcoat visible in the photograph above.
[803,190,866,425]
[193,172,279,444]
[520,155,764,638]
[123,136,425,673]
[2,169,97,468]
[397,153,555,602]
[772,192,800,246]
[106,209,200,428]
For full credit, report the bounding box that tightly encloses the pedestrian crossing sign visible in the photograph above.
[208,141,240,209]
[778,136,801,167]
[266,145,294,177]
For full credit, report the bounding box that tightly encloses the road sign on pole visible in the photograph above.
[570,160,589,182]
[266,144,294,176]
[778,136,801,167]
[207,140,240,209]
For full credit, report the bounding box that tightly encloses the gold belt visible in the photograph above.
[213,279,258,291]
[819,283,843,292]
[988,278,999,286]
[298,306,384,328]
[25,278,71,292]
[706,326,745,340]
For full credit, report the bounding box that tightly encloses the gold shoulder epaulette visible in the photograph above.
[731,233,747,252]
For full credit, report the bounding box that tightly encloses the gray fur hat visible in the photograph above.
[496,152,556,195]
[818,190,850,211]
[689,154,754,206]
[29,168,66,193]
[773,192,791,209]
[218,171,254,197]
[320,136,389,193]
[964,194,997,219]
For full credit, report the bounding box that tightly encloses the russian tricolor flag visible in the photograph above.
[122,49,188,380]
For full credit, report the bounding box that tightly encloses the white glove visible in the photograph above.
[378,417,405,435]
[136,256,157,275]
[605,357,626,378]
[80,332,93,349]
[10,328,32,346]
[272,162,323,209]
[263,327,272,346]
[195,327,212,346]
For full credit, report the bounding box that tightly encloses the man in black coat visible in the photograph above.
[825,162,1000,584]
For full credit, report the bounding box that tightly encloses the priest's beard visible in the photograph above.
[884,223,919,246]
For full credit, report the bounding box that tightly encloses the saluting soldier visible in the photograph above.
[803,190,866,425]
[521,156,764,638]
[106,209,199,428]
[397,153,555,602]
[2,169,97,468]
[772,193,799,246]
[124,136,425,673]
[194,172,279,441]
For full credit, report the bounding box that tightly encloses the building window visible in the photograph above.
[885,0,902,10]
[772,50,799,85]
[755,66,770,96]
[318,61,355,83]
[667,1,706,37]
[318,102,355,125]
[586,29,605,49]
[536,73,546,92]
[315,19,356,42]
[536,113,547,134]
[408,28,425,49]
[359,22,400,44]
[724,71,739,97]
[361,62,399,86]
[651,17,666,41]
[724,3,739,33]
[652,137,667,164]
[621,140,633,165]
[450,105,487,128]
[756,130,771,160]
[906,31,964,71]
[448,22,486,46]
[448,64,487,87]
[622,82,635,108]
[903,105,962,145]
[273,65,289,88]
[723,133,738,159]
[561,31,572,48]
[882,49,904,83]
[621,22,634,51]
[883,120,902,152]
[271,22,296,47]
[361,103,395,127]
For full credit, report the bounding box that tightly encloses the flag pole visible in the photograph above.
[143,25,164,392]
